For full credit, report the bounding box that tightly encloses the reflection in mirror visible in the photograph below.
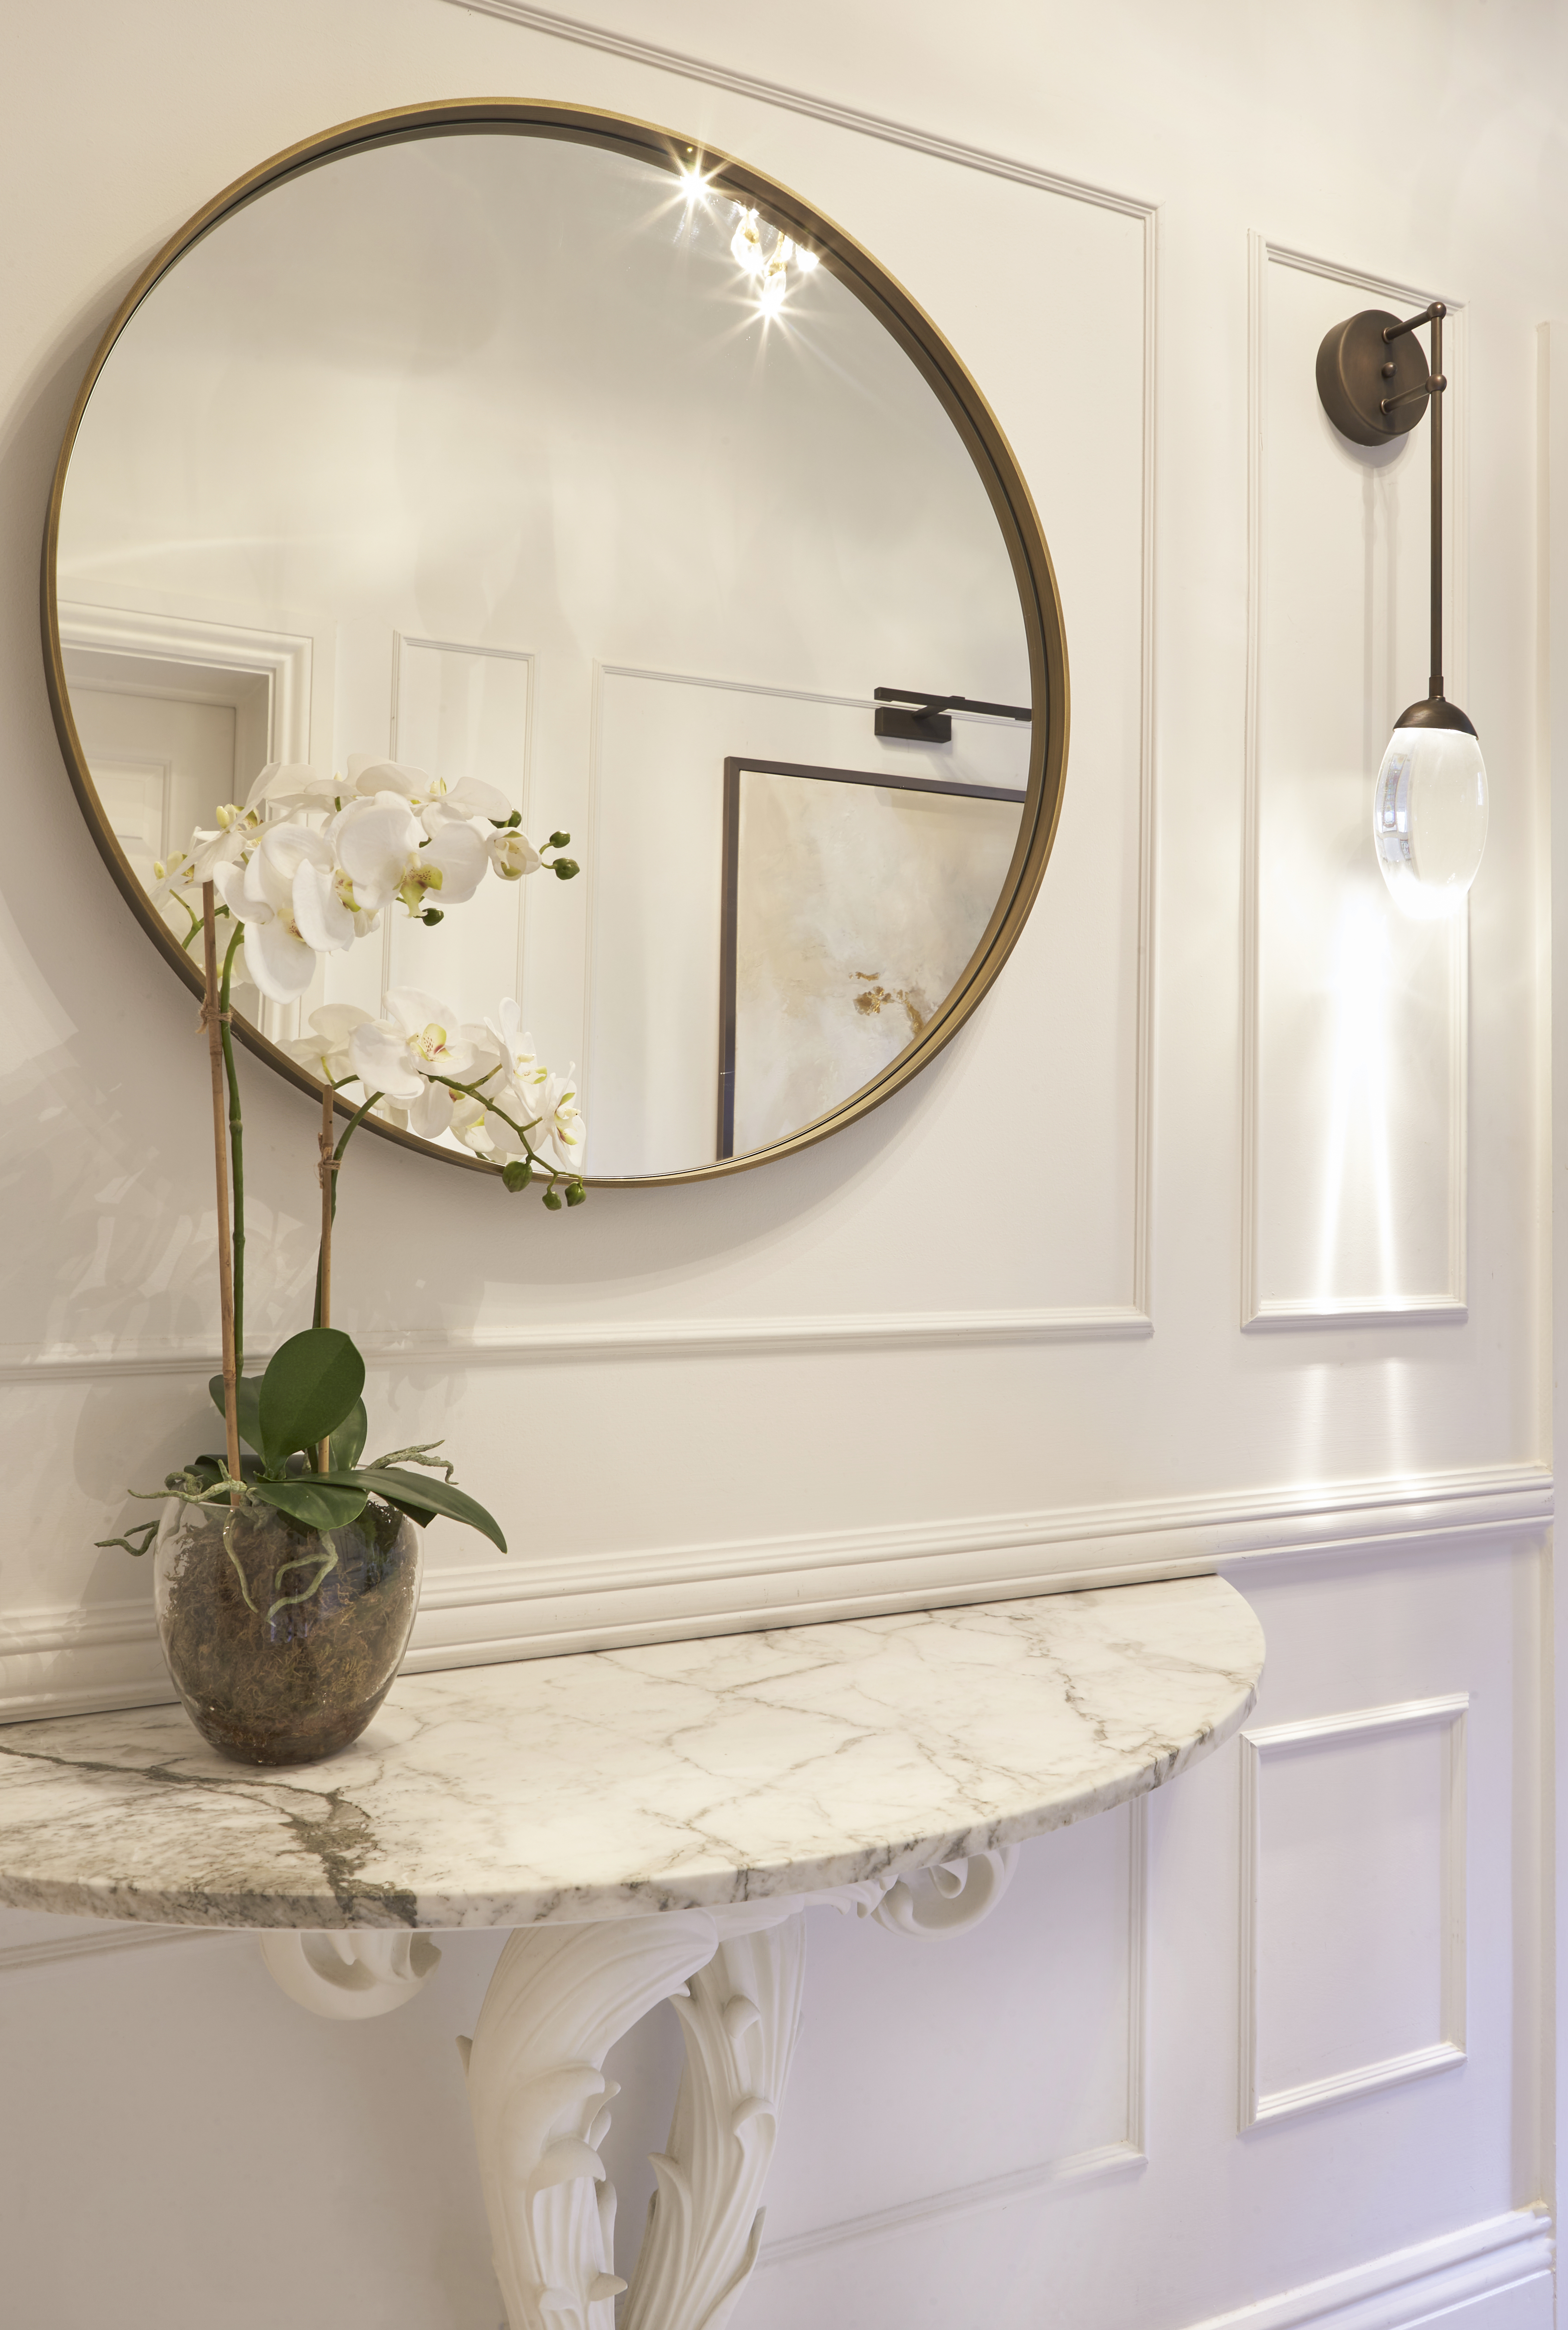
[54,126,1033,1178]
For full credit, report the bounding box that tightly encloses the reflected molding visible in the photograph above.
[42,99,1068,1185]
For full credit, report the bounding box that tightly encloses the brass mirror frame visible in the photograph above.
[42,98,1069,1186]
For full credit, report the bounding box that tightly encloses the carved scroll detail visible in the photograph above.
[258,1928,442,2018]
[464,1913,722,2330]
[872,1845,1021,1937]
[621,1913,807,2330]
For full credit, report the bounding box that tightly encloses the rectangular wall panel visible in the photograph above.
[1239,1697,1468,2127]
[753,1801,1144,2260]
[1244,242,1468,1323]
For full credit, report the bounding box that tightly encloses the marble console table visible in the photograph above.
[0,1579,1263,2329]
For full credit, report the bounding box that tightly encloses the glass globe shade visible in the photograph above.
[1371,723,1488,919]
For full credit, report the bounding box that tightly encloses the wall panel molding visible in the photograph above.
[441,6,1160,1327]
[758,1797,1147,2267]
[0,1306,1155,1387]
[1242,237,1469,1329]
[1239,1695,1468,2130]
[0,1921,231,1976]
[3,1462,1546,1723]
[443,0,1158,217]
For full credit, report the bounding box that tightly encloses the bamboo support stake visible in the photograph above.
[202,885,242,1485]
[316,1080,336,1472]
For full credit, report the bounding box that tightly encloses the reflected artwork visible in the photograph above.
[719,761,1023,1158]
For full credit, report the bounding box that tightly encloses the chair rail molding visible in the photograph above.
[2,1462,1546,1724]
[1238,1694,1469,2130]
[1242,235,1469,1329]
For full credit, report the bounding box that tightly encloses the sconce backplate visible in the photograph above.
[1316,308,1431,447]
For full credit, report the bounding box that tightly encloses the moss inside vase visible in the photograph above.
[154,1494,420,1766]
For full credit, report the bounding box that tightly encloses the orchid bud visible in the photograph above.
[551,858,580,881]
[548,830,570,849]
[488,828,543,882]
[502,1160,533,1192]
[421,907,444,926]
[543,1186,564,1210]
[565,1180,586,1207]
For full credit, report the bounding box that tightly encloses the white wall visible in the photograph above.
[0,3,1562,2327]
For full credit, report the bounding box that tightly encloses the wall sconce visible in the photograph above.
[1317,301,1487,919]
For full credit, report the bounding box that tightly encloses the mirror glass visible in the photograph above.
[52,123,1038,1180]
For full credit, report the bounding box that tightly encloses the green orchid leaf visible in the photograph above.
[377,1493,442,1532]
[191,1452,264,1487]
[252,1477,368,1532]
[208,1374,264,1455]
[257,1330,365,1469]
[319,1467,507,1554]
[329,1398,368,1474]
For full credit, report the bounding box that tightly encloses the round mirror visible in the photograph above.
[44,102,1066,1184]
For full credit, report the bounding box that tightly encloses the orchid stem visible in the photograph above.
[311,1089,382,1333]
[201,887,242,1486]
[217,922,245,1373]
[428,1071,550,1170]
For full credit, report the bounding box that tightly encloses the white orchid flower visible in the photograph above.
[406,1079,455,1141]
[484,1000,544,1099]
[420,819,489,903]
[535,1066,586,1173]
[328,791,488,915]
[147,848,203,939]
[327,794,425,911]
[347,989,479,1105]
[348,756,513,828]
[487,827,544,881]
[282,1002,373,1083]
[214,822,354,1002]
[243,762,343,815]
[448,1093,495,1154]
[462,1021,504,1083]
[185,800,263,885]
[149,846,195,901]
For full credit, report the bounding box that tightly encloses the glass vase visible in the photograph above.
[154,1493,421,1766]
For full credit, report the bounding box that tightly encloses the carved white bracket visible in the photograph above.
[463,1911,727,2330]
[259,1850,1022,2327]
[622,1911,805,2330]
[258,1929,443,2019]
[871,1846,1021,1938]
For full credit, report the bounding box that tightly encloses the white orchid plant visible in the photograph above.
[100,755,585,1577]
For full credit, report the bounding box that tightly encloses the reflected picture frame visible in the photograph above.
[717,757,1030,1161]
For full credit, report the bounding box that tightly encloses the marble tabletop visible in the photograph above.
[0,1578,1262,1932]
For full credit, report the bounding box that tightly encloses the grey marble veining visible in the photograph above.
[0,1580,1263,1931]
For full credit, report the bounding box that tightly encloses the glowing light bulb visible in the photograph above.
[1371,718,1488,919]
[730,207,765,277]
[796,246,820,271]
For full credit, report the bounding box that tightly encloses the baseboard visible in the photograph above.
[1174,2212,1552,2330]
[0,1461,1547,1723]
